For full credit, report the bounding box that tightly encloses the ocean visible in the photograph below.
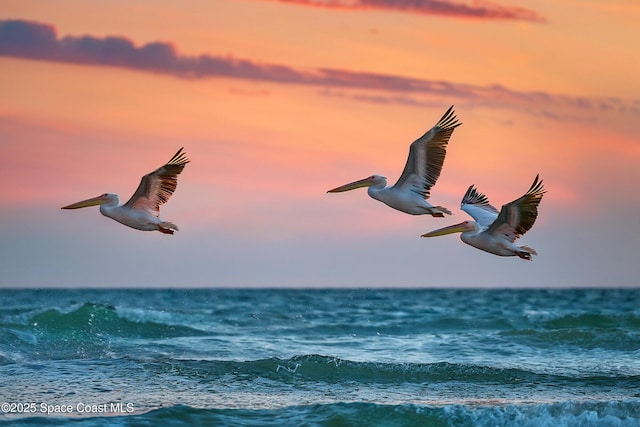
[0,288,638,426]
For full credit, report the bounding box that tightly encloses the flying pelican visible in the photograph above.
[61,148,189,234]
[421,175,546,260]
[327,106,461,217]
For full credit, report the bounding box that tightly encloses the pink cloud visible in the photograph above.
[258,0,547,22]
[1,19,638,120]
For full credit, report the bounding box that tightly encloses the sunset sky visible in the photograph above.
[1,0,639,288]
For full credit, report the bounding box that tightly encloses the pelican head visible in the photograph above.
[421,220,477,238]
[327,175,387,193]
[61,193,118,209]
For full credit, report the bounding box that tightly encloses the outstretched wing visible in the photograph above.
[124,148,190,217]
[485,175,546,242]
[460,184,500,229]
[393,106,461,199]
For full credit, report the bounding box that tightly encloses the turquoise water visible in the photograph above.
[0,288,639,426]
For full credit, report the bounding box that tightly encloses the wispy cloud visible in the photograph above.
[257,0,546,22]
[1,20,637,118]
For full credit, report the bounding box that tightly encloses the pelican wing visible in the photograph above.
[393,106,461,199]
[485,175,546,242]
[460,184,500,228]
[123,148,190,217]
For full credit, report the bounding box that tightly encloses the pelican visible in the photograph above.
[421,175,545,260]
[327,106,461,217]
[61,148,189,234]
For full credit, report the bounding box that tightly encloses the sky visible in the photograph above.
[1,0,639,288]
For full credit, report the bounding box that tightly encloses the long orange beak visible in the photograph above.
[327,177,374,193]
[421,222,468,238]
[61,195,108,209]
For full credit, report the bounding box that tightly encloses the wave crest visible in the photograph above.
[29,302,208,339]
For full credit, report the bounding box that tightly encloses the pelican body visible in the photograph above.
[327,106,461,217]
[62,148,189,234]
[421,175,545,260]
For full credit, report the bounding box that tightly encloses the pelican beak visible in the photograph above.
[421,222,467,238]
[327,177,374,193]
[61,195,107,209]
